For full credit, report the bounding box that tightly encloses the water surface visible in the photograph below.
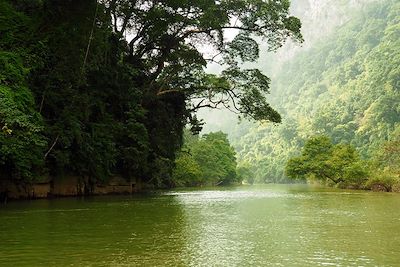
[1,184,400,266]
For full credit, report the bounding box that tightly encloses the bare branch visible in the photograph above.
[157,89,181,96]
[82,1,99,74]
[112,12,118,33]
[44,135,59,160]
[39,93,45,114]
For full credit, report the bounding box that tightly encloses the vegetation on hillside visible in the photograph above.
[234,0,400,189]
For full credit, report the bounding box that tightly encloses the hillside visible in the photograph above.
[234,0,400,183]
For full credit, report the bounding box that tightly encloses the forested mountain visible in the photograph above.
[234,0,400,183]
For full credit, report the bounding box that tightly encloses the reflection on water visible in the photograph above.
[1,185,400,266]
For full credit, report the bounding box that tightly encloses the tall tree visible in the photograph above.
[102,0,302,185]
[102,0,302,122]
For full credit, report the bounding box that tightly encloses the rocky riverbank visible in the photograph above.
[0,176,142,202]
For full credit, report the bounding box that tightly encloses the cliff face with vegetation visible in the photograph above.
[234,0,400,187]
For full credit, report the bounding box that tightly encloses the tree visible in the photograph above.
[102,0,302,122]
[327,144,368,186]
[195,132,238,185]
[173,131,239,186]
[374,126,400,178]
[286,135,368,186]
[102,0,302,186]
[285,136,332,182]
[237,163,255,184]
[172,153,202,186]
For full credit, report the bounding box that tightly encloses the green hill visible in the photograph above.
[235,0,400,183]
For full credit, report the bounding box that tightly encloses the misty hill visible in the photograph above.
[199,0,379,134]
[233,0,400,183]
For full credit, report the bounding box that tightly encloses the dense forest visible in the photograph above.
[1,0,399,196]
[232,0,400,190]
[0,0,302,196]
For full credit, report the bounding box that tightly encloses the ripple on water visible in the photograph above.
[1,185,400,266]
[165,189,310,204]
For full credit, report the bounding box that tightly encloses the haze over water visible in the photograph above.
[1,185,400,266]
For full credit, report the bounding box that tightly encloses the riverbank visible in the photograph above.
[0,176,143,202]
[2,177,400,203]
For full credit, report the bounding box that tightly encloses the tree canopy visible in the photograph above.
[173,130,239,186]
[102,0,302,122]
[285,135,368,187]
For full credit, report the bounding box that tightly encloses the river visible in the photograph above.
[1,184,400,266]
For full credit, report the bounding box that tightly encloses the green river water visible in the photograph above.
[1,184,400,266]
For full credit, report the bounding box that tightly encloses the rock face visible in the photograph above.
[31,183,51,198]
[0,176,142,201]
[2,183,52,200]
[263,0,379,64]
[93,176,140,195]
[52,176,81,197]
[293,0,378,45]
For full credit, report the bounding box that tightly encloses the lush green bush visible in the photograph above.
[285,135,368,187]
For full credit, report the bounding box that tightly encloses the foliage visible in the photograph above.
[366,125,400,191]
[173,131,239,186]
[365,171,398,192]
[101,0,302,122]
[172,153,202,187]
[234,0,400,183]
[0,0,301,188]
[236,163,255,184]
[285,136,368,186]
[0,51,46,181]
[372,125,400,178]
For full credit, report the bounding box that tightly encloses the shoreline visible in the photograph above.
[2,181,399,203]
[0,175,143,203]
